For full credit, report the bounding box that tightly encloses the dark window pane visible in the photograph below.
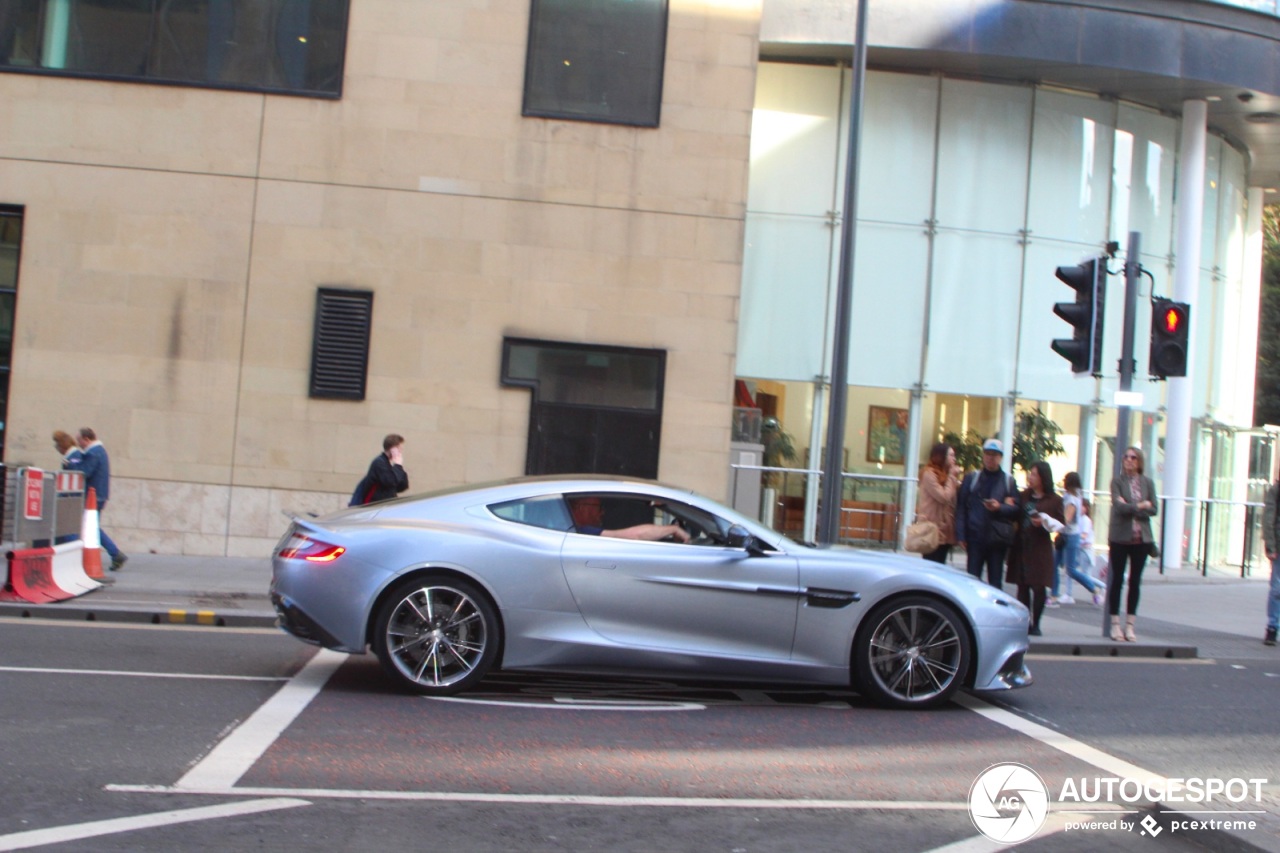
[0,0,43,67]
[0,292,13,370]
[0,0,348,97]
[0,212,20,289]
[523,0,667,127]
[63,1,153,78]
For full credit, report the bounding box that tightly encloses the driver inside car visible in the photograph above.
[568,496,691,542]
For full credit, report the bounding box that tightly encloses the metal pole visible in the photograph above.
[1113,232,1140,480]
[1103,231,1142,636]
[818,0,870,545]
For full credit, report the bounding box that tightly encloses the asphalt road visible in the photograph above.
[1,617,1274,852]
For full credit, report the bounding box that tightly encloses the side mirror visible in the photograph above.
[726,524,767,555]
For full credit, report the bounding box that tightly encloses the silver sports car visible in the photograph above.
[270,476,1032,709]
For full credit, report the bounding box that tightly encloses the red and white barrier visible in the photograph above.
[50,541,100,595]
[2,542,102,604]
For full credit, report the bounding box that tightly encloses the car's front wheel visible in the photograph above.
[372,576,499,695]
[852,595,970,710]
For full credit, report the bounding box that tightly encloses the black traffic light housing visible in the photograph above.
[1052,258,1106,375]
[1149,299,1190,378]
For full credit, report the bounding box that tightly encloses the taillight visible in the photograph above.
[277,533,346,563]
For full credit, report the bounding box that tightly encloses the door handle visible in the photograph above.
[584,560,617,569]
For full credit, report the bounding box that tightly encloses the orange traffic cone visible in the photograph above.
[82,487,103,579]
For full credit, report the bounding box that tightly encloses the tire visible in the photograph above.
[372,576,500,696]
[852,595,971,710]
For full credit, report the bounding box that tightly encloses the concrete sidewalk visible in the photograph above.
[0,551,1274,658]
[0,552,275,627]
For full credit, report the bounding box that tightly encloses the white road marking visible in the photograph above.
[0,798,309,851]
[0,665,286,682]
[920,694,1183,853]
[175,649,346,790]
[953,693,1170,785]
[426,696,706,711]
[107,784,971,809]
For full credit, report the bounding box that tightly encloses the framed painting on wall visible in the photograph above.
[867,405,908,465]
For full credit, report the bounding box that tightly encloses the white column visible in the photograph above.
[1164,100,1207,570]
[1240,187,1265,424]
[1000,394,1016,478]
[1079,400,1098,493]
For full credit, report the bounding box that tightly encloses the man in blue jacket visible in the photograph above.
[955,438,1020,588]
[76,427,127,571]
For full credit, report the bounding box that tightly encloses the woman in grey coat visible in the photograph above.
[1107,446,1158,642]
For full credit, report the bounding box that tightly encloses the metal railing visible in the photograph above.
[731,462,1269,573]
[729,463,910,548]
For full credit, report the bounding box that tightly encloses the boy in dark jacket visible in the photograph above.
[350,434,410,506]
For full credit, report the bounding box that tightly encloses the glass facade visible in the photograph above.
[737,63,1255,546]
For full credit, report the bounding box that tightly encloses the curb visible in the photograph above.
[0,602,277,629]
[1028,640,1198,659]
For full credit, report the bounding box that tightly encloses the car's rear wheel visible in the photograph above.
[372,576,499,695]
[852,595,970,710]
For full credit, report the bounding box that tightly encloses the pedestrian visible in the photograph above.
[1050,472,1105,606]
[1006,461,1064,636]
[955,438,1021,587]
[52,430,83,469]
[349,434,410,506]
[1076,499,1102,595]
[915,441,960,564]
[76,427,127,571]
[1107,446,1158,642]
[1261,473,1280,646]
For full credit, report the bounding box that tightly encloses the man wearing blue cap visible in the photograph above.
[955,438,1020,588]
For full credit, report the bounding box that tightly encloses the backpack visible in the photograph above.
[348,475,376,507]
[965,470,1018,546]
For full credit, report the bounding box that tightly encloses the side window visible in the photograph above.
[489,495,574,531]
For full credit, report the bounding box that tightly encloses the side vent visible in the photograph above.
[309,287,373,400]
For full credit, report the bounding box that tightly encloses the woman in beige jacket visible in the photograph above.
[916,442,960,564]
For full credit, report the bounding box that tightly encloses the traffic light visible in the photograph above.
[1149,299,1190,378]
[1051,258,1106,375]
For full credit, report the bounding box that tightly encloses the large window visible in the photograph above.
[522,0,668,127]
[501,338,666,478]
[0,207,20,459]
[0,0,349,97]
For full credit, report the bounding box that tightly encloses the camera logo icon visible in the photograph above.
[968,762,1050,843]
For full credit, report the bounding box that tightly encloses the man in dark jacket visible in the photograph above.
[955,438,1020,588]
[350,434,410,506]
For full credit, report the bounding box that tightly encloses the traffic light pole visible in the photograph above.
[1113,231,1140,478]
[817,0,869,545]
[1102,230,1142,637]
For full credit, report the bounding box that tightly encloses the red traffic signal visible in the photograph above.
[1149,298,1190,378]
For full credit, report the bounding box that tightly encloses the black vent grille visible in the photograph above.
[309,287,373,400]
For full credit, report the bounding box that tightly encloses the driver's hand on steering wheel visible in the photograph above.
[665,524,691,543]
